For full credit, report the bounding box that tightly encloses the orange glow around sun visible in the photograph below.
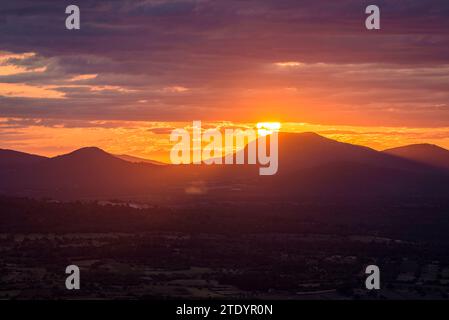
[1,118,449,163]
[256,122,282,136]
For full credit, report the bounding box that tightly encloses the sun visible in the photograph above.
[256,122,281,136]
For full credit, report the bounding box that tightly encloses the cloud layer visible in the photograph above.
[0,0,448,126]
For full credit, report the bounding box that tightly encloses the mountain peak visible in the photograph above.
[51,146,121,163]
[385,143,446,152]
[384,143,449,170]
[72,146,107,154]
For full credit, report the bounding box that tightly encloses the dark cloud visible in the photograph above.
[0,0,448,126]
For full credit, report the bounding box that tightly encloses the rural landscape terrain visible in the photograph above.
[1,133,449,299]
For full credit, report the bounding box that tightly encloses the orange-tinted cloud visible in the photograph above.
[0,83,65,99]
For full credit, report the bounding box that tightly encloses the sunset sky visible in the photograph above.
[1,0,449,161]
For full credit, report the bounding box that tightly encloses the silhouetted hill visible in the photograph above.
[384,144,449,170]
[0,134,448,200]
[0,149,47,168]
[114,154,166,165]
[230,133,449,199]
[246,133,436,172]
[0,147,166,199]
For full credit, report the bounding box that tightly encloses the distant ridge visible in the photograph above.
[0,149,48,168]
[51,146,118,160]
[114,154,166,165]
[384,143,449,170]
[240,132,436,173]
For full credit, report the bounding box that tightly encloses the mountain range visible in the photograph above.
[0,133,448,201]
